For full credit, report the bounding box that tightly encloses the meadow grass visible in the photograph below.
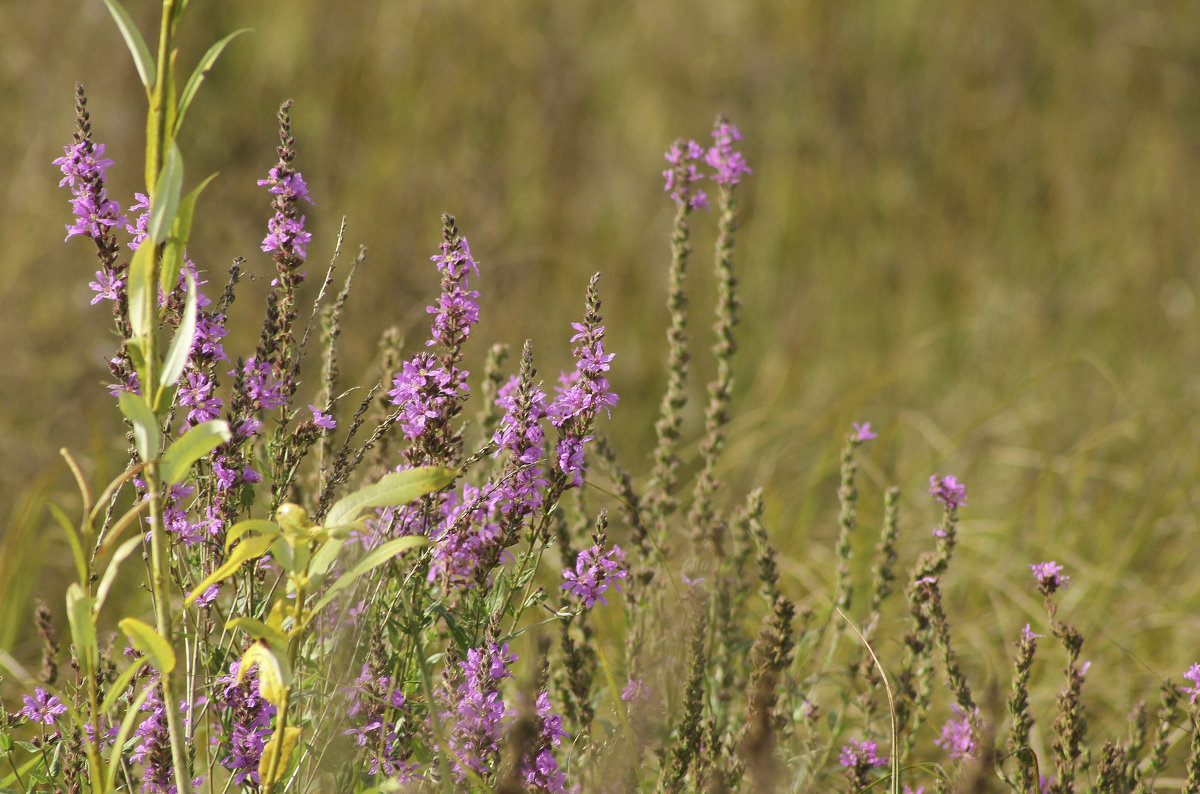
[3,1,1200,792]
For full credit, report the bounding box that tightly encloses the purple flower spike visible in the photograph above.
[852,421,877,442]
[705,121,752,186]
[929,474,967,510]
[1030,561,1070,595]
[1183,663,1200,706]
[934,705,978,760]
[839,738,887,769]
[561,543,628,609]
[309,404,336,429]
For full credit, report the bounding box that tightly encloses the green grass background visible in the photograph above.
[3,0,1200,749]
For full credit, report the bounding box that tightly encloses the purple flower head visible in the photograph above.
[309,404,336,429]
[1030,561,1070,595]
[561,543,628,609]
[441,641,517,782]
[663,138,710,210]
[53,139,128,242]
[19,687,67,725]
[388,353,469,440]
[929,474,967,510]
[852,421,877,442]
[88,269,124,304]
[1021,624,1044,643]
[214,661,276,785]
[125,192,151,249]
[934,706,978,760]
[705,121,752,186]
[621,677,646,703]
[178,369,222,426]
[235,356,286,411]
[839,738,887,769]
[258,164,314,261]
[520,692,577,793]
[1184,663,1200,706]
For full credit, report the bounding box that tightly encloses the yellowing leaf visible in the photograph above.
[258,725,303,790]
[236,639,290,707]
[118,617,175,674]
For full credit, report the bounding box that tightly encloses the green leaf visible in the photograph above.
[158,272,198,396]
[65,584,97,672]
[184,533,277,607]
[235,638,291,707]
[104,682,156,792]
[159,172,217,297]
[47,502,87,586]
[309,535,429,620]
[100,0,155,88]
[159,419,231,485]
[118,390,161,463]
[148,143,184,246]
[98,654,148,714]
[325,467,456,530]
[258,725,302,790]
[225,617,289,648]
[126,240,155,342]
[224,519,280,553]
[306,536,344,585]
[118,617,175,675]
[174,30,252,136]
[95,534,143,614]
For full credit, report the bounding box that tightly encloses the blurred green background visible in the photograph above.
[5,0,1200,736]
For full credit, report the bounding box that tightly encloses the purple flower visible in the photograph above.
[426,235,481,350]
[520,692,577,794]
[214,661,276,785]
[1021,624,1044,643]
[442,642,517,782]
[705,122,751,186]
[1183,664,1200,706]
[341,663,420,780]
[839,738,887,769]
[1030,561,1070,594]
[19,687,67,725]
[852,421,877,442]
[236,356,286,411]
[309,404,336,429]
[178,369,222,426]
[662,139,710,210]
[258,165,314,260]
[388,353,468,440]
[88,269,124,304]
[561,543,628,609]
[620,678,646,703]
[125,192,151,249]
[934,706,978,760]
[929,474,967,510]
[53,140,127,241]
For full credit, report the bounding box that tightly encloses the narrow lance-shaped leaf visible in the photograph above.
[158,270,198,397]
[95,535,144,614]
[325,467,457,529]
[65,584,97,673]
[236,639,291,707]
[259,726,303,790]
[147,142,184,246]
[160,419,231,485]
[184,533,277,607]
[118,617,175,675]
[126,240,155,342]
[159,172,218,298]
[224,519,281,553]
[100,0,155,89]
[309,535,430,620]
[47,502,87,586]
[174,29,252,136]
[119,390,161,463]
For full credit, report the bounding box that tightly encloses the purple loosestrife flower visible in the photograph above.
[343,663,420,780]
[929,474,967,510]
[561,542,628,609]
[442,641,517,782]
[125,192,151,249]
[520,691,577,794]
[490,370,549,521]
[131,680,175,793]
[1030,561,1070,595]
[663,138,709,210]
[705,122,752,186]
[19,687,67,725]
[236,356,287,411]
[1185,664,1200,706]
[257,165,314,260]
[88,269,124,304]
[852,421,877,442]
[214,661,276,786]
[178,370,222,426]
[934,705,978,760]
[309,404,336,429]
[389,353,469,440]
[428,235,481,351]
[53,140,127,241]
[839,738,887,769]
[427,483,503,588]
